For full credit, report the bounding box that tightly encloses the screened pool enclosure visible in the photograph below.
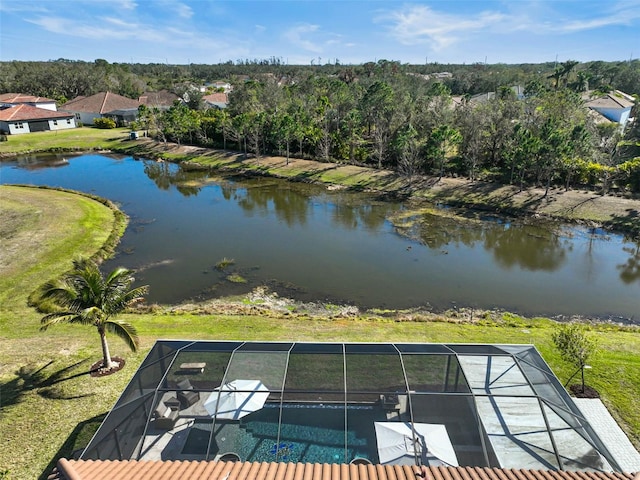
[80,341,620,471]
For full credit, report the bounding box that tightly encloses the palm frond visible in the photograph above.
[40,312,79,330]
[105,320,139,352]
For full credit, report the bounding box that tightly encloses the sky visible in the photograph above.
[1,0,639,65]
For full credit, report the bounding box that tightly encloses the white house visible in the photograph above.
[585,90,635,127]
[0,104,76,134]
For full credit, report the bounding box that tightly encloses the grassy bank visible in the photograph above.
[0,126,131,157]
[0,186,638,479]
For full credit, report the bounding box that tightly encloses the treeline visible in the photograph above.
[1,58,639,193]
[138,72,640,195]
[1,58,639,102]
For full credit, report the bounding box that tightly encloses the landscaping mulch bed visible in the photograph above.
[90,356,126,378]
[569,383,600,398]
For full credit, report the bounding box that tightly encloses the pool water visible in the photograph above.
[183,404,386,463]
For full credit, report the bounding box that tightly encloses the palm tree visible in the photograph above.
[40,259,148,371]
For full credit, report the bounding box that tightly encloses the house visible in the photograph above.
[0,104,76,134]
[138,90,180,110]
[206,80,233,92]
[203,92,228,109]
[71,340,638,473]
[47,340,640,479]
[584,91,635,127]
[60,92,140,126]
[0,93,58,111]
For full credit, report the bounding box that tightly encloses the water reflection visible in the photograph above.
[618,244,640,284]
[485,224,567,272]
[401,212,568,271]
[1,153,639,320]
[143,160,202,197]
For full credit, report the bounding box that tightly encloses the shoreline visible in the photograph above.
[117,139,640,238]
[2,129,638,237]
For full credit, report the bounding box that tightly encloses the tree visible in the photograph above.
[40,259,148,371]
[428,124,462,180]
[552,323,597,394]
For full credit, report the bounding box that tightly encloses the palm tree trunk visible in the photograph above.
[99,328,114,369]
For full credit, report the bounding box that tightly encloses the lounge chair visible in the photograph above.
[176,378,200,407]
[153,400,179,430]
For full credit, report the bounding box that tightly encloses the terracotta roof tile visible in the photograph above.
[0,93,56,104]
[203,92,228,103]
[60,92,140,114]
[138,90,180,107]
[0,104,73,121]
[51,460,638,480]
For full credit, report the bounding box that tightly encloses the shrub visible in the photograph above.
[618,157,640,193]
[93,117,116,129]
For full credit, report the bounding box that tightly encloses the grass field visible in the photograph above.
[0,186,638,480]
[0,126,130,156]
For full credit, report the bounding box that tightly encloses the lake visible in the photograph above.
[1,153,638,322]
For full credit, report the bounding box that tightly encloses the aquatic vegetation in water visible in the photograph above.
[215,257,235,270]
[226,273,247,283]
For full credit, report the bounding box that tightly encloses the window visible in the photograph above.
[15,122,24,129]
[53,120,58,126]
[66,119,71,124]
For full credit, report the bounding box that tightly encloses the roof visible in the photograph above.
[50,460,640,480]
[0,104,73,121]
[0,92,56,104]
[138,90,180,107]
[203,92,228,104]
[60,92,140,114]
[585,91,635,110]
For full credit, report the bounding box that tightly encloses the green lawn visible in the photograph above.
[0,137,638,479]
[0,126,130,155]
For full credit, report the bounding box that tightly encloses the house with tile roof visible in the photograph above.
[203,92,228,109]
[0,93,58,111]
[138,90,180,110]
[0,104,76,134]
[60,91,141,126]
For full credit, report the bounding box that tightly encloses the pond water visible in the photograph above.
[1,153,638,321]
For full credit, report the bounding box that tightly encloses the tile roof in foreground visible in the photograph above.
[50,460,640,480]
[0,104,73,121]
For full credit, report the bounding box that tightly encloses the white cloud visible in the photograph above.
[378,5,511,50]
[175,2,193,19]
[283,23,323,53]
[28,15,165,43]
[377,1,640,54]
[559,3,640,32]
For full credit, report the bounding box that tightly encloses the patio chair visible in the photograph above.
[176,378,200,407]
[152,401,179,430]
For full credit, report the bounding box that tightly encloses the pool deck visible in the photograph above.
[573,398,640,473]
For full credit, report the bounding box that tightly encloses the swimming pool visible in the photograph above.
[182,403,387,463]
